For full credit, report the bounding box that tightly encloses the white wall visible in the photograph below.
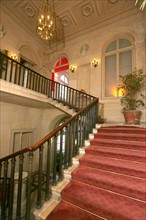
[0,101,67,158]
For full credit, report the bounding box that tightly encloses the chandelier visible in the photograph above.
[37,0,65,51]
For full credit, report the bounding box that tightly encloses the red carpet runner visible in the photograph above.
[46,126,146,220]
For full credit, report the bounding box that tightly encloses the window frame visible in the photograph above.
[102,34,135,99]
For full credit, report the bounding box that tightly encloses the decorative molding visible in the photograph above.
[1,0,140,46]
[109,0,119,3]
[82,4,93,17]
[80,44,89,56]
[0,23,6,39]
[24,5,36,17]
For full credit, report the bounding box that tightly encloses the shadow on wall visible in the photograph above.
[98,103,105,124]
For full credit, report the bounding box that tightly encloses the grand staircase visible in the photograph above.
[45,125,146,220]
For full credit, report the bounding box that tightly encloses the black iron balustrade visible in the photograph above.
[0,52,95,111]
[0,51,99,220]
[0,99,98,220]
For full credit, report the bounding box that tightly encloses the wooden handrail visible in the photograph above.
[0,98,98,162]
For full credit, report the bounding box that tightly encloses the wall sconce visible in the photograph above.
[11,54,18,61]
[70,65,76,73]
[91,59,98,67]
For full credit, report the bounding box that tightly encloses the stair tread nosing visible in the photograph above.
[46,200,102,220]
[72,166,146,201]
[61,181,146,220]
[90,138,146,151]
[94,132,146,142]
[98,126,146,135]
[86,146,146,163]
[79,154,146,178]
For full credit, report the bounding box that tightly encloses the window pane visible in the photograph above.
[119,50,132,77]
[60,75,68,84]
[119,39,131,49]
[105,54,116,97]
[106,41,116,53]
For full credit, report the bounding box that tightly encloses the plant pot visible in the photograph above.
[123,110,141,124]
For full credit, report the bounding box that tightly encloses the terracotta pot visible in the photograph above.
[123,110,141,124]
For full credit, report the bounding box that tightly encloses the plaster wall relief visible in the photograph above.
[80,44,89,57]
[135,40,146,70]
[77,63,91,93]
[90,62,101,98]
[109,0,119,3]
[19,44,42,75]
[38,52,51,77]
[0,23,6,39]
[133,22,146,70]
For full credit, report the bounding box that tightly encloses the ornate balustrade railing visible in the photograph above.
[0,52,95,111]
[0,52,99,220]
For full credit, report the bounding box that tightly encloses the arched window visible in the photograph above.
[103,36,134,98]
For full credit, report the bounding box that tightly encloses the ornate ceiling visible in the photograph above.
[1,0,139,46]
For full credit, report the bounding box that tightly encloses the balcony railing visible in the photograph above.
[0,52,95,111]
[0,52,99,220]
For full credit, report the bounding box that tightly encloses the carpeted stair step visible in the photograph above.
[98,126,146,135]
[94,132,146,142]
[72,166,146,201]
[45,126,146,220]
[61,181,146,220]
[80,154,146,178]
[90,138,146,151]
[46,200,103,220]
[86,146,146,163]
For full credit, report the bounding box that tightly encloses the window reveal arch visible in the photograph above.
[103,36,134,98]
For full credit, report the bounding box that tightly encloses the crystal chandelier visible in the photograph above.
[37,0,65,51]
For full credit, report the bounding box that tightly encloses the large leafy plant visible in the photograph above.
[120,69,146,111]
[135,0,146,10]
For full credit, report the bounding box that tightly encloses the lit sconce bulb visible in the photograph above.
[70,65,76,73]
[11,54,17,61]
[91,59,98,67]
[38,26,42,31]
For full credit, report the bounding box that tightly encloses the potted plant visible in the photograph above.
[120,68,146,124]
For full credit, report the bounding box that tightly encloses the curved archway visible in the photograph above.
[102,32,135,54]
[19,43,41,66]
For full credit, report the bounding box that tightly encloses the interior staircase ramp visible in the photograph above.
[45,125,146,220]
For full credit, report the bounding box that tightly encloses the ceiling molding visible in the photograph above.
[1,0,141,48]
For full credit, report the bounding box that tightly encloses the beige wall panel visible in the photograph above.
[0,102,65,158]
